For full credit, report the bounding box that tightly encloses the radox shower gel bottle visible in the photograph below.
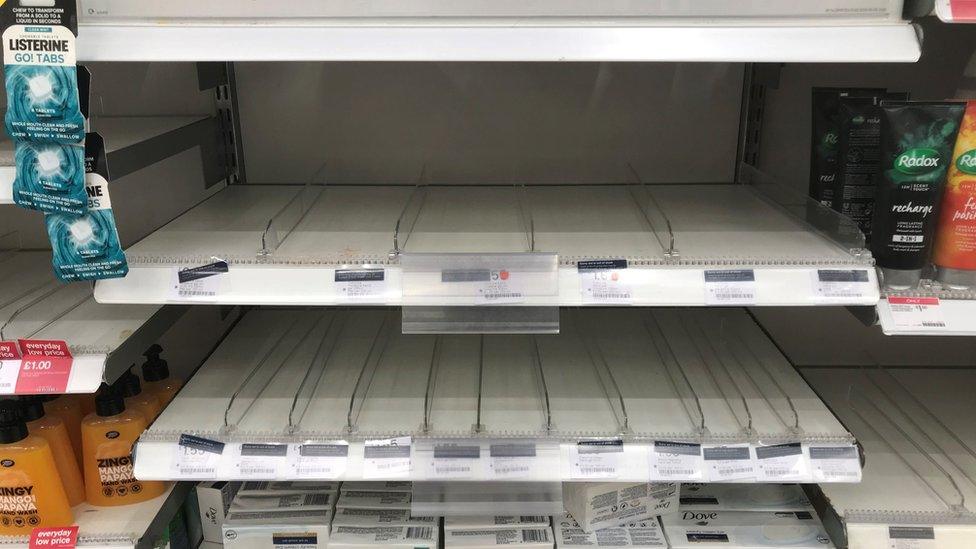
[933,101,976,288]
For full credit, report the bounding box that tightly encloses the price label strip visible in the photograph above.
[429,443,481,479]
[888,526,936,549]
[704,269,757,305]
[885,297,947,332]
[808,444,861,483]
[174,434,225,478]
[571,439,623,479]
[363,437,411,478]
[702,444,756,481]
[754,442,810,482]
[291,442,349,479]
[488,442,537,479]
[578,259,632,304]
[442,268,524,304]
[0,341,22,393]
[15,339,72,394]
[812,269,871,300]
[335,268,387,300]
[234,443,288,479]
[170,260,229,301]
[649,441,704,481]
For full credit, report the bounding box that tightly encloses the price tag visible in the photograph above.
[570,439,622,479]
[812,269,871,300]
[442,269,524,304]
[15,340,72,394]
[886,297,946,331]
[945,0,976,20]
[170,260,229,301]
[29,526,78,549]
[234,443,288,479]
[754,443,809,482]
[363,437,411,478]
[888,526,936,549]
[578,259,632,304]
[174,434,224,478]
[429,443,481,479]
[488,442,538,479]
[335,268,387,300]
[291,442,349,479]
[648,441,704,481]
[808,444,861,483]
[0,341,22,393]
[704,269,756,305]
[702,444,756,481]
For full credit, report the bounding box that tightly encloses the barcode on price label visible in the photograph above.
[808,444,861,482]
[888,526,935,549]
[813,269,871,299]
[335,269,387,299]
[704,270,756,305]
[170,260,229,301]
[174,434,224,478]
[649,441,704,481]
[290,442,349,478]
[571,439,623,479]
[363,437,411,478]
[489,442,537,478]
[430,444,481,479]
[703,444,755,481]
[579,259,632,304]
[755,443,809,481]
[885,297,947,331]
[235,443,287,478]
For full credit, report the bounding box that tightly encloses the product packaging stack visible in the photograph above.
[445,516,555,549]
[330,481,441,549]
[221,481,338,549]
[557,483,678,548]
[659,484,835,548]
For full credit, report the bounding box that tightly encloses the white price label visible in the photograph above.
[812,269,871,300]
[363,437,411,478]
[702,444,756,481]
[291,442,349,479]
[886,297,946,331]
[570,439,622,479]
[888,526,936,549]
[487,442,538,479]
[0,360,20,393]
[174,434,224,478]
[579,260,632,304]
[170,261,229,301]
[808,444,861,482]
[234,443,288,478]
[704,270,756,305]
[335,269,387,300]
[649,441,704,481]
[754,443,809,482]
[429,443,481,479]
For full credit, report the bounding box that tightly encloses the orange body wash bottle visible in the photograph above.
[41,395,84,468]
[82,385,166,506]
[141,345,182,408]
[116,369,161,423]
[0,400,72,533]
[19,397,85,506]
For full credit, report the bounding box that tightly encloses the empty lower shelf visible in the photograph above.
[94,182,879,306]
[134,307,858,482]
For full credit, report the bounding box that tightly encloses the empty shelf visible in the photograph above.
[133,307,857,482]
[94,183,879,307]
[804,367,976,549]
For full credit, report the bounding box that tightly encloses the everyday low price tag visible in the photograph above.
[335,268,387,300]
[886,297,946,331]
[29,526,78,549]
[649,441,704,481]
[291,442,349,479]
[570,439,623,479]
[704,269,757,305]
[808,444,861,482]
[812,269,871,300]
[754,442,809,482]
[578,259,632,304]
[15,339,72,394]
[174,434,224,478]
[487,441,538,479]
[0,341,22,393]
[170,260,229,301]
[234,443,288,479]
[429,443,481,479]
[363,436,411,478]
[702,443,756,481]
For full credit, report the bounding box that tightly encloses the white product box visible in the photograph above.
[445,516,551,531]
[444,528,554,549]
[555,513,667,548]
[222,509,332,549]
[329,525,439,549]
[678,484,812,512]
[562,483,679,532]
[333,507,438,527]
[338,491,412,510]
[661,510,835,548]
[195,481,241,543]
[230,492,335,513]
[341,481,413,493]
[238,481,339,495]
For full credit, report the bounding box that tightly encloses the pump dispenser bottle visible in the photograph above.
[115,368,161,422]
[82,384,166,506]
[41,395,84,468]
[141,345,182,407]
[0,400,72,533]
[18,397,85,506]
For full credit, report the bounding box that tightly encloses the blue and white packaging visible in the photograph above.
[12,140,85,214]
[45,132,128,282]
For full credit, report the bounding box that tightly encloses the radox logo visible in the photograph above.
[895,148,942,175]
[956,149,976,175]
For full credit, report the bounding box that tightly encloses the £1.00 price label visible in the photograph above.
[15,340,72,394]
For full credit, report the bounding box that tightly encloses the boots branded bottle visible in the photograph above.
[18,397,85,506]
[115,368,161,423]
[140,345,182,408]
[0,400,72,533]
[82,384,165,506]
[41,395,84,468]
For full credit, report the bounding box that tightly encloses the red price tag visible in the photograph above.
[29,526,78,549]
[15,340,73,394]
[949,0,976,19]
[0,342,19,360]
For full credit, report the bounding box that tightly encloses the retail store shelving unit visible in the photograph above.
[134,308,860,483]
[803,366,976,549]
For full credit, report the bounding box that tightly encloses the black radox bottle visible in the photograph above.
[872,101,966,289]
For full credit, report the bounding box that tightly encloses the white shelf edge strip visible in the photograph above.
[76,24,921,62]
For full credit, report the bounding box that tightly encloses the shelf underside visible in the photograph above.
[134,307,854,481]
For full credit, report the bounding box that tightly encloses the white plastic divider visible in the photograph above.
[133,307,859,483]
[877,289,976,336]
